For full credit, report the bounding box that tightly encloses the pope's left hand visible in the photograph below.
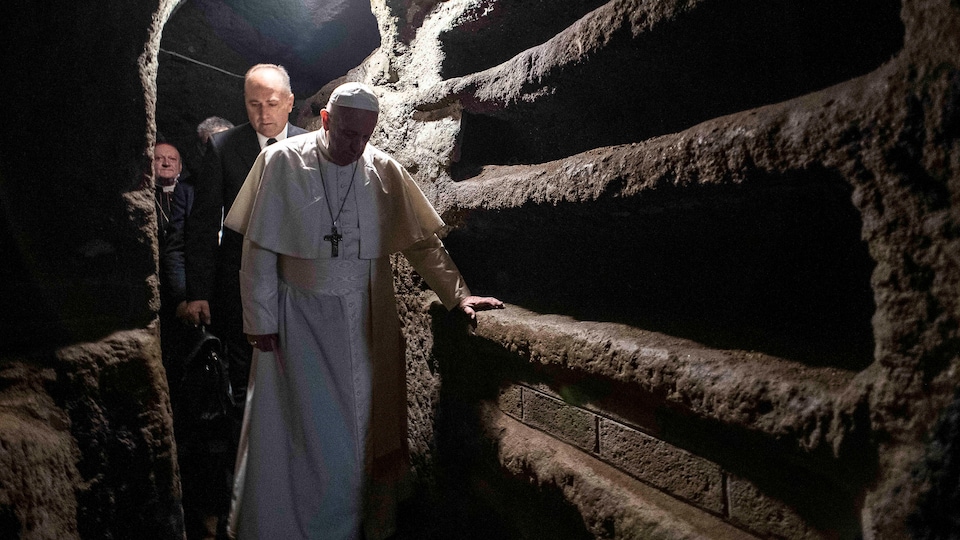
[457,295,505,324]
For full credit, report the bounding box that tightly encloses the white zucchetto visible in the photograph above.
[326,82,379,112]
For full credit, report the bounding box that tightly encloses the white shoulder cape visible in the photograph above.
[224,131,444,259]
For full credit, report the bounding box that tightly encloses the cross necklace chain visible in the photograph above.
[316,147,359,257]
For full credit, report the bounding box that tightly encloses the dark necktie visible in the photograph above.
[266,138,277,146]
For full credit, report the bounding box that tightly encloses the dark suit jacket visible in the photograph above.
[159,179,195,307]
[185,122,307,307]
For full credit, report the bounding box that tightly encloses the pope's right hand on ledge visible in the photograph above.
[457,296,505,323]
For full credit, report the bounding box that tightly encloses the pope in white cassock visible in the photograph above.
[222,82,503,539]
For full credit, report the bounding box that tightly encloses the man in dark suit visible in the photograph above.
[181,63,306,540]
[152,141,195,371]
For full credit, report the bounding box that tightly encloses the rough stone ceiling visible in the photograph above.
[156,0,381,175]
[176,0,381,96]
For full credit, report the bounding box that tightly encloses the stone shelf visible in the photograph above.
[431,0,903,174]
[473,304,861,453]
[440,57,888,373]
[482,405,761,540]
[445,303,873,538]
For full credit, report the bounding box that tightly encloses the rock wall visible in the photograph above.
[0,1,184,538]
[0,1,379,537]
[296,0,960,537]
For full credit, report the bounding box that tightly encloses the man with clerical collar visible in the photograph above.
[153,141,192,317]
[222,82,503,539]
[182,63,307,539]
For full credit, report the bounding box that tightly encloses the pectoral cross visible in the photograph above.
[323,226,343,257]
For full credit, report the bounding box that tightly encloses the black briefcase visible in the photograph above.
[174,325,237,446]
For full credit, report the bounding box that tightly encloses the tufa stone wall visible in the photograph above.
[297,0,960,537]
[0,0,184,538]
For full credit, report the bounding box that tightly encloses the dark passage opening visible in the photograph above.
[444,170,876,370]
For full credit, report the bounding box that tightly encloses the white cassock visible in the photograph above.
[223,129,470,540]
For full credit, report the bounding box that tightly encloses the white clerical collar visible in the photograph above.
[157,174,179,190]
[257,124,290,149]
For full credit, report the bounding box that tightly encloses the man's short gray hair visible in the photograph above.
[245,64,293,95]
[196,116,234,138]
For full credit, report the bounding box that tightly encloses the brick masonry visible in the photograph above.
[498,382,834,538]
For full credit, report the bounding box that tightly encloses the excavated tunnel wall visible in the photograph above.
[340,0,960,538]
